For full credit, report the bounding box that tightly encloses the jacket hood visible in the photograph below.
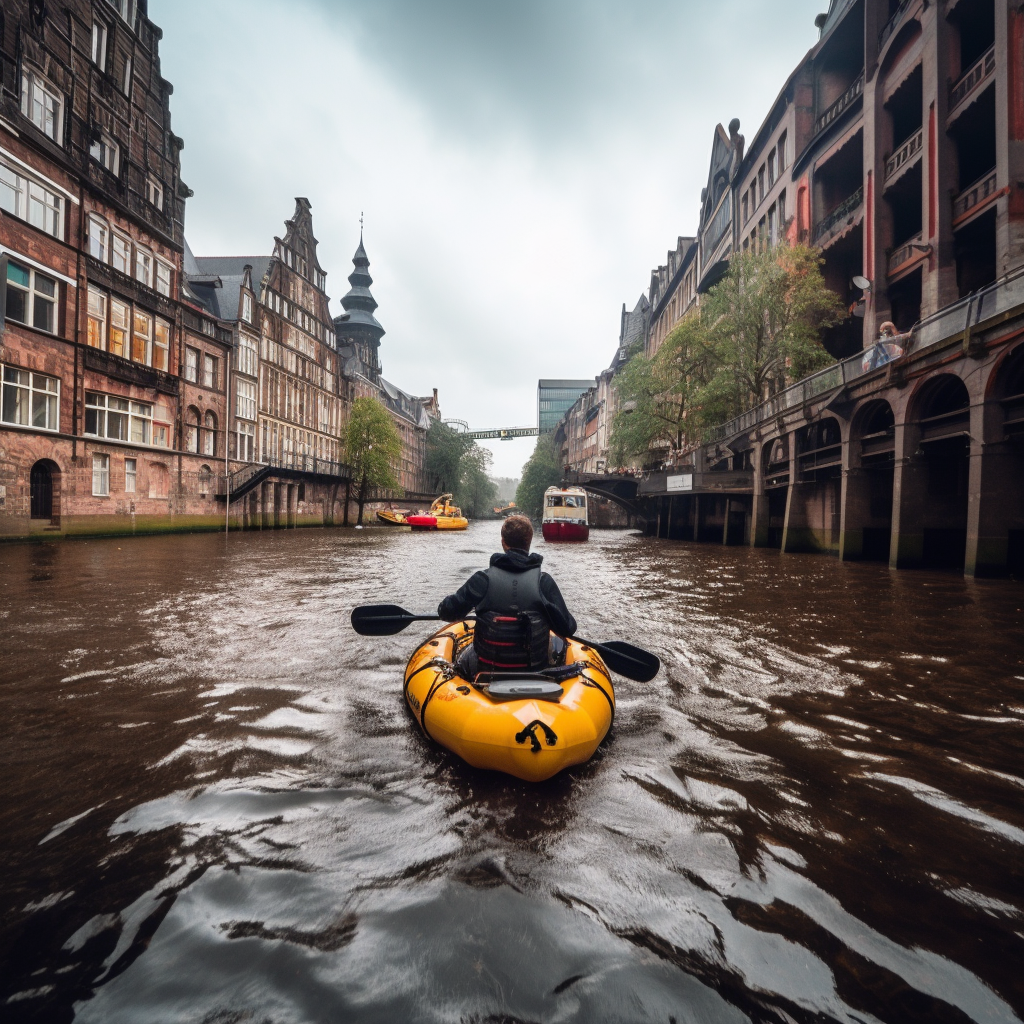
[489,549,543,572]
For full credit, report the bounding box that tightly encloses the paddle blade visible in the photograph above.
[589,640,660,683]
[351,604,418,636]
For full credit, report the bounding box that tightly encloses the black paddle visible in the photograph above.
[350,604,660,683]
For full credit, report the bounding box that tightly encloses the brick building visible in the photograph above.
[0,0,233,538]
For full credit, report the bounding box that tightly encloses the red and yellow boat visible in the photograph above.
[407,494,469,531]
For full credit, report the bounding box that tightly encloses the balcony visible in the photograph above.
[812,186,864,246]
[884,128,923,185]
[948,45,995,121]
[879,0,913,51]
[952,168,999,226]
[83,346,180,396]
[888,234,928,277]
[814,73,864,136]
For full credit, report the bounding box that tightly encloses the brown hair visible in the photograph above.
[501,515,534,551]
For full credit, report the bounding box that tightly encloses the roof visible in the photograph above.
[538,379,594,389]
[186,250,272,321]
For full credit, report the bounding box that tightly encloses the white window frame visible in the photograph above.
[155,259,172,297]
[92,454,110,497]
[184,346,199,383]
[132,309,153,365]
[134,247,152,287]
[237,333,258,377]
[236,420,255,462]
[92,21,108,69]
[87,286,107,350]
[109,298,129,358]
[241,292,253,323]
[202,353,217,389]
[5,260,58,334]
[146,175,163,211]
[106,0,137,27]
[21,70,63,144]
[1,161,65,240]
[87,215,108,261]
[111,233,131,275]
[124,457,137,493]
[236,378,256,420]
[122,55,133,96]
[203,411,217,456]
[90,133,120,175]
[1,366,60,431]
[85,391,153,445]
[154,318,170,373]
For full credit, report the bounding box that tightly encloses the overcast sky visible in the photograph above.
[151,0,824,477]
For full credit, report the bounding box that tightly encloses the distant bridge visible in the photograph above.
[445,420,540,441]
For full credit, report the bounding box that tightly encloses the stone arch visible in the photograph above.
[198,464,213,495]
[986,341,1024,402]
[909,372,971,423]
[30,458,61,522]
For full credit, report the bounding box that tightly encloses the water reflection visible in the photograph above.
[1,524,1022,1022]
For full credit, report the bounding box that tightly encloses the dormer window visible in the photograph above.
[242,292,253,323]
[21,70,63,144]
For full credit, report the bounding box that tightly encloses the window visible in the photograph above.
[758,166,766,203]
[112,233,131,274]
[242,292,253,323]
[199,465,212,494]
[749,182,757,214]
[777,131,788,174]
[132,310,152,365]
[21,70,62,143]
[122,56,132,95]
[184,346,199,382]
[134,248,152,287]
[236,420,255,461]
[202,353,216,389]
[778,189,787,231]
[768,150,777,187]
[155,260,172,297]
[742,193,749,224]
[92,454,110,497]
[186,407,200,452]
[89,133,119,175]
[0,163,64,239]
[236,378,256,420]
[109,299,129,357]
[125,457,136,492]
[1,367,59,430]
[6,262,57,334]
[87,287,107,350]
[85,392,153,445]
[203,411,217,456]
[768,204,777,247]
[154,318,170,372]
[92,22,108,68]
[237,333,258,376]
[87,215,108,260]
[146,176,163,211]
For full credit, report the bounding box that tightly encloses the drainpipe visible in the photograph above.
[225,324,233,534]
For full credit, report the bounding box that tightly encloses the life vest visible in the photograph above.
[473,564,550,670]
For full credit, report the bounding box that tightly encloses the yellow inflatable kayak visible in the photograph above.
[407,493,469,531]
[404,620,614,781]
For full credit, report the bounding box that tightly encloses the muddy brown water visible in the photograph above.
[1,522,1023,1023]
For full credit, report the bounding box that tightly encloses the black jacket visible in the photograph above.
[437,549,578,636]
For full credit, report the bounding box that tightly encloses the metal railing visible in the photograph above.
[221,454,352,496]
[701,265,1024,446]
[812,186,864,244]
[884,128,923,182]
[814,72,864,136]
[949,45,995,112]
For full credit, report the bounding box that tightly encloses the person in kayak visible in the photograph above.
[438,515,577,679]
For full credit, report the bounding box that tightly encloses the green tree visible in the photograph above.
[459,446,498,518]
[609,314,712,466]
[515,433,562,519]
[425,419,474,493]
[344,396,402,524]
[699,243,846,419]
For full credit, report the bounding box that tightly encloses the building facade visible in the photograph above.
[0,0,233,538]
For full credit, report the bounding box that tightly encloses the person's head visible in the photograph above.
[501,515,533,552]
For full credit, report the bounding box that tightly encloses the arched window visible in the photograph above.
[186,407,200,453]
[203,410,217,456]
[198,464,212,495]
[148,462,169,499]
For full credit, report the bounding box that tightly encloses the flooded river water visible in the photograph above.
[2,522,1023,1023]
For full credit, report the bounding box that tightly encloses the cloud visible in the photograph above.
[150,0,823,475]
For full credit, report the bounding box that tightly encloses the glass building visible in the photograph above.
[537,379,594,433]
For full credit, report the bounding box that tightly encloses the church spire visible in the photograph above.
[341,232,379,319]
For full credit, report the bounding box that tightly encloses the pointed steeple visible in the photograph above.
[335,230,385,384]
